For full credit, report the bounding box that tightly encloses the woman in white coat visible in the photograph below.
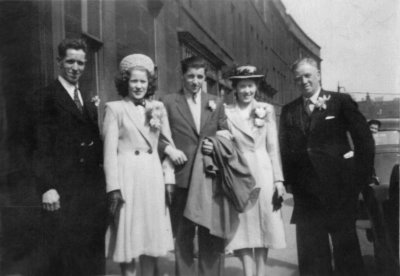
[103,54,182,276]
[225,65,286,276]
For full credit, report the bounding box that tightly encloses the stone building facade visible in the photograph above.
[0,0,320,273]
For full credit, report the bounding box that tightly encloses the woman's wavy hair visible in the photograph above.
[114,67,157,98]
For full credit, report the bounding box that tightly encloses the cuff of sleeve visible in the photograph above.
[164,145,174,156]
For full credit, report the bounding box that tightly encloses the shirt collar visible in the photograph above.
[183,88,202,100]
[58,75,78,94]
[304,88,321,104]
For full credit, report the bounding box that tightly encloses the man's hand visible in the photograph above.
[166,147,187,166]
[42,189,61,211]
[165,184,175,208]
[107,190,125,227]
[201,139,214,155]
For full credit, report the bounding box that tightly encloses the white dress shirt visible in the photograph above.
[303,88,321,113]
[185,90,202,133]
[58,75,84,106]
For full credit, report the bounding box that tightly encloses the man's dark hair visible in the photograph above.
[115,67,157,98]
[368,119,381,127]
[181,56,208,74]
[58,38,88,59]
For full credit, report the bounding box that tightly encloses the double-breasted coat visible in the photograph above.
[103,99,175,262]
[31,79,106,275]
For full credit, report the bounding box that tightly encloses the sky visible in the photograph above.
[281,0,400,100]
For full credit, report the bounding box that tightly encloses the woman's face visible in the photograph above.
[236,79,257,104]
[128,69,149,100]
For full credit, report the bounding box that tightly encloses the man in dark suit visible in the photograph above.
[161,56,227,276]
[280,57,375,275]
[30,38,106,276]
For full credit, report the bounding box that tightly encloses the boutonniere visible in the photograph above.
[91,95,101,107]
[208,100,216,111]
[253,105,267,127]
[146,103,163,131]
[315,95,331,110]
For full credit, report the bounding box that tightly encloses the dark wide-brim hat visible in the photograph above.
[229,65,264,79]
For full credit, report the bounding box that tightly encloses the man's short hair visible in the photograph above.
[368,119,381,127]
[58,38,88,59]
[291,57,319,72]
[181,56,207,74]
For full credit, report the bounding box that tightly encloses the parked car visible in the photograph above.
[358,118,399,273]
[373,118,400,202]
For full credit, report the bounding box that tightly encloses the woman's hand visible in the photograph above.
[275,181,286,197]
[107,190,125,227]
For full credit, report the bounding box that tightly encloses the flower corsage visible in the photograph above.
[91,95,100,107]
[146,103,163,131]
[208,100,216,111]
[315,95,331,110]
[253,105,267,127]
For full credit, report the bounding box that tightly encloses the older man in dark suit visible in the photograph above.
[30,38,106,276]
[280,57,375,275]
[161,56,227,276]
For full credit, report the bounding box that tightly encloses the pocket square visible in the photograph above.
[343,151,354,159]
[325,116,335,120]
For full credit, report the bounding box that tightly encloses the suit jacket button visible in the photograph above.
[135,150,140,155]
[147,149,153,154]
[79,158,85,163]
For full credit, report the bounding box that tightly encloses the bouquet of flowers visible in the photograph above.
[146,103,163,131]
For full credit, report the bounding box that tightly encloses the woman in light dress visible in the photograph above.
[103,54,181,276]
[225,65,286,276]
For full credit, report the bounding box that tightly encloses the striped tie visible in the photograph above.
[74,87,83,112]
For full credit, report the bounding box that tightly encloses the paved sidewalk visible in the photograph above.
[106,194,380,276]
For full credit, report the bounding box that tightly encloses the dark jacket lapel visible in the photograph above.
[53,80,87,122]
[175,90,198,135]
[292,97,308,135]
[309,90,329,131]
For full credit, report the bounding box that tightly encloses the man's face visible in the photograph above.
[294,62,321,98]
[182,67,206,94]
[58,49,86,85]
[369,124,379,134]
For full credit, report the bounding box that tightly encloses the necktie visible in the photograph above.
[305,99,313,116]
[192,93,198,104]
[133,99,146,107]
[74,87,83,113]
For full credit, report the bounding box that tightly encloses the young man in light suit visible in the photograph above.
[161,56,227,276]
[280,57,375,275]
